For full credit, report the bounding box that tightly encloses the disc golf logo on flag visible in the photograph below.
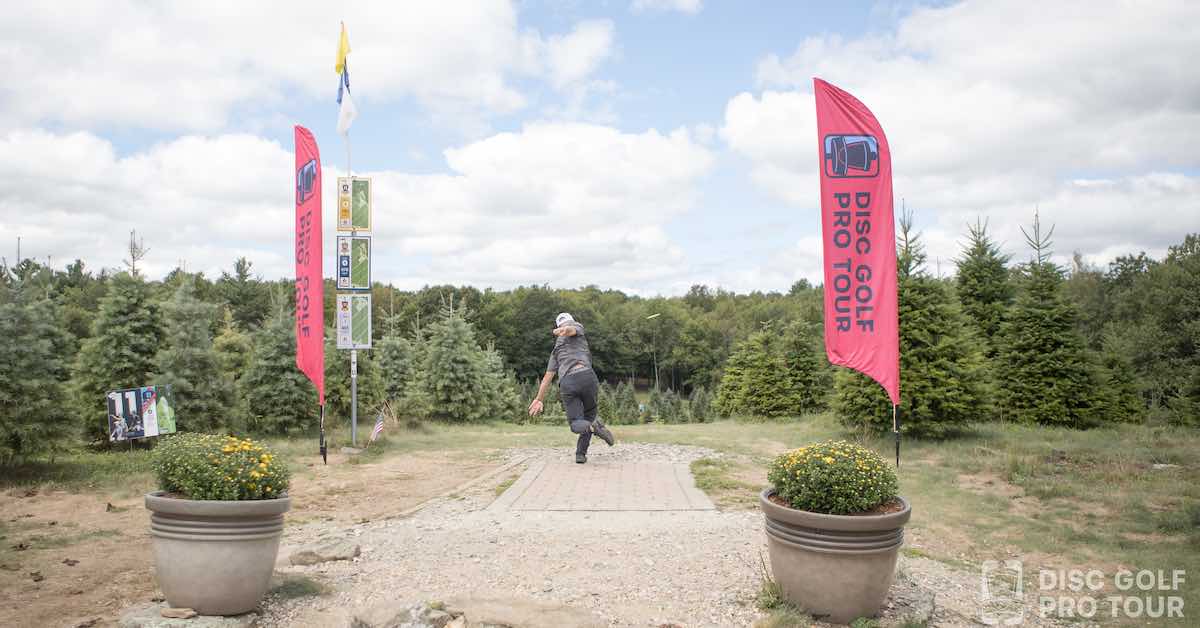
[824,135,879,178]
[336,235,371,290]
[337,176,371,231]
[336,293,372,349]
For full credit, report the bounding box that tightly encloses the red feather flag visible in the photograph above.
[294,125,325,405]
[814,78,900,409]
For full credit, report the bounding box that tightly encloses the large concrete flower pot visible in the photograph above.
[145,491,290,615]
[760,488,911,624]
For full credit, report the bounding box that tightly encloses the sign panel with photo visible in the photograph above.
[336,235,371,290]
[337,176,371,232]
[107,384,177,442]
[336,293,372,349]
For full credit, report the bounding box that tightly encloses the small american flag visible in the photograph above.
[369,410,385,443]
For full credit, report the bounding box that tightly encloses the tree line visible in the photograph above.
[1,218,1196,462]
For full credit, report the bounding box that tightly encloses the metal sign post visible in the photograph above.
[350,349,358,446]
[337,174,372,449]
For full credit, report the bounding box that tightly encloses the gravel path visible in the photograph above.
[256,444,1062,627]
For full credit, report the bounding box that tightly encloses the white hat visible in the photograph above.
[555,312,575,327]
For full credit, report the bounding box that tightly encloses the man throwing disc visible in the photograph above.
[528,313,615,463]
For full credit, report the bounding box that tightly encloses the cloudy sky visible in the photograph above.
[1,1,1197,294]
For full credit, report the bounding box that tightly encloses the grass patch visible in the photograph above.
[690,457,762,509]
[0,527,112,562]
[269,574,329,599]
[494,474,519,496]
[753,608,812,628]
[0,448,156,493]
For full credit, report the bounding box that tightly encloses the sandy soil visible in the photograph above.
[0,450,499,628]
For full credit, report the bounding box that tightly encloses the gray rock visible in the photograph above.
[425,609,454,627]
[119,603,256,628]
[290,539,362,566]
[350,602,463,628]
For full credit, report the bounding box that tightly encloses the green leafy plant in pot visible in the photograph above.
[760,440,910,624]
[146,433,292,615]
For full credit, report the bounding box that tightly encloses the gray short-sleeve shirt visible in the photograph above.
[547,322,592,379]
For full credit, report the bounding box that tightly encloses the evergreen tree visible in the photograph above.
[241,310,318,434]
[778,320,829,413]
[480,343,522,420]
[395,329,434,422]
[71,272,163,444]
[422,308,492,422]
[216,257,269,330]
[995,212,1102,428]
[597,382,617,426]
[1097,331,1144,423]
[213,307,253,431]
[714,328,809,418]
[323,329,384,426]
[955,218,1013,355]
[688,385,713,423]
[0,284,70,462]
[714,339,751,417]
[648,387,686,423]
[154,280,229,433]
[376,329,415,403]
[612,381,640,424]
[835,214,986,437]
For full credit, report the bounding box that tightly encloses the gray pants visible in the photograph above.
[560,370,599,455]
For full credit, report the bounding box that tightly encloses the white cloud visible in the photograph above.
[542,20,616,89]
[631,0,702,15]
[0,123,713,293]
[722,0,1200,270]
[378,122,715,291]
[0,1,616,133]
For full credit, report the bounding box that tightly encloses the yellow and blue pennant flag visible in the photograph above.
[336,23,357,136]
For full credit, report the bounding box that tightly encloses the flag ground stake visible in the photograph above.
[893,404,900,467]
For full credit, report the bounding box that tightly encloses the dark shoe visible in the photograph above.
[591,420,615,446]
[575,453,587,464]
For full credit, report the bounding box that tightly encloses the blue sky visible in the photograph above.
[1,1,1196,294]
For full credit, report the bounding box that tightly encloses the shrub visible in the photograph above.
[767,440,898,515]
[610,381,640,424]
[649,388,686,423]
[153,433,290,500]
[688,386,713,423]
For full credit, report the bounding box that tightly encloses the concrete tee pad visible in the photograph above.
[489,460,715,512]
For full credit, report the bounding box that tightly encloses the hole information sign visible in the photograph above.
[336,293,372,349]
[337,176,372,231]
[336,235,371,290]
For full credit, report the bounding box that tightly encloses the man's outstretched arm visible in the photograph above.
[528,370,555,415]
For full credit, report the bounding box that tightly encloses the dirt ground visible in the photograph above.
[0,450,500,628]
